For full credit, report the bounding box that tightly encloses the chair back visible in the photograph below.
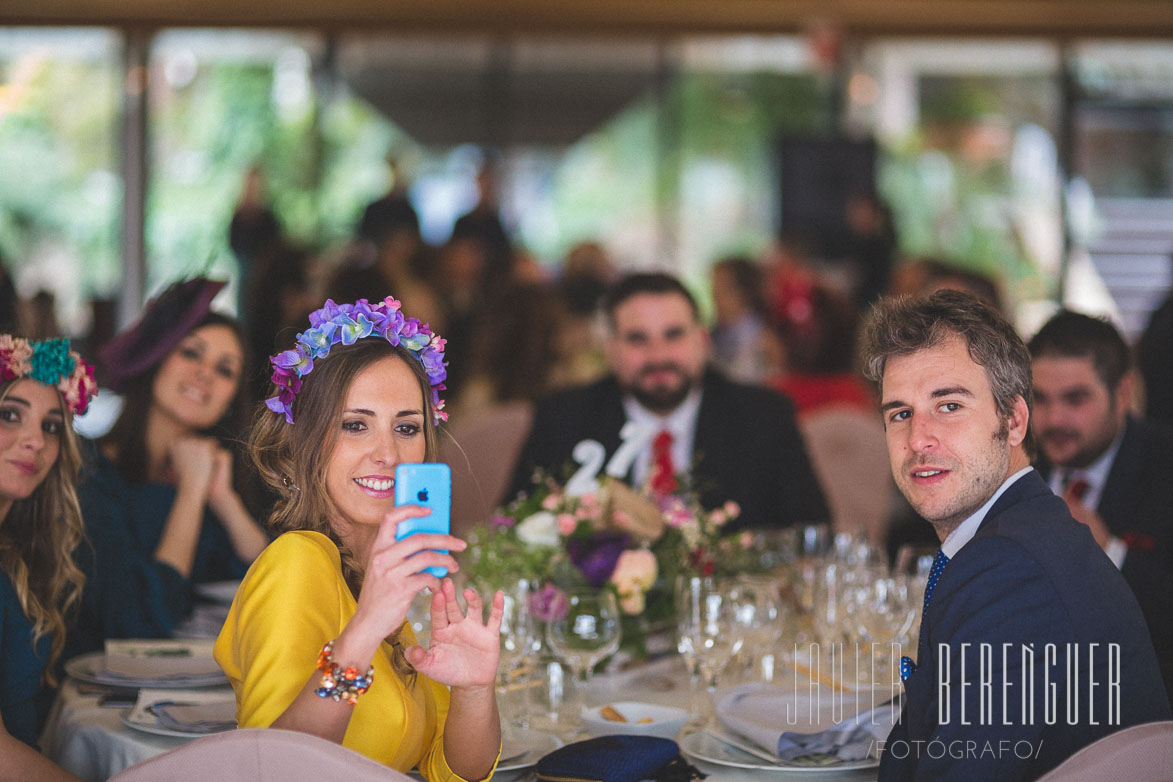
[798,405,895,545]
[439,401,534,535]
[109,728,416,782]
[1035,720,1173,781]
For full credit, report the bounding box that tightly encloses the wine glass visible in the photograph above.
[545,590,621,727]
[676,576,743,724]
[727,576,784,682]
[497,578,540,726]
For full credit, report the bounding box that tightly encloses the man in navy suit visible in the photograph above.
[508,272,828,532]
[1028,310,1173,703]
[862,290,1170,781]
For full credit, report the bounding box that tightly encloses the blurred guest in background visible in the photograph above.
[1029,310,1173,702]
[451,282,569,419]
[217,297,502,777]
[509,272,828,532]
[244,242,318,399]
[452,154,513,299]
[1137,253,1173,430]
[0,255,18,335]
[768,284,872,418]
[709,255,770,384]
[554,241,614,387]
[68,278,268,657]
[228,165,283,312]
[329,189,442,330]
[890,257,1006,314]
[0,337,92,781]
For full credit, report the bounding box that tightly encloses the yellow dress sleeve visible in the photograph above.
[213,531,486,781]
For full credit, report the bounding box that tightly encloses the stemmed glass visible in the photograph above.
[496,578,540,726]
[728,576,784,682]
[545,589,621,728]
[676,576,743,724]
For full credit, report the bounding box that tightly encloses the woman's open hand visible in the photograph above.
[405,580,504,689]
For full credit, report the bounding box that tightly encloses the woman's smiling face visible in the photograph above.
[150,324,243,431]
[0,380,64,516]
[325,355,427,537]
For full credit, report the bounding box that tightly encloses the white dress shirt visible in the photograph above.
[1045,428,1128,568]
[623,388,703,487]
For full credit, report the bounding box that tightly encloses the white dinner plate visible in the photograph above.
[679,731,879,773]
[498,726,563,772]
[66,651,228,689]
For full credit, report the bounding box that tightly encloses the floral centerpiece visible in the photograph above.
[462,469,763,658]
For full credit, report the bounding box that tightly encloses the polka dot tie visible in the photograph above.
[900,549,951,682]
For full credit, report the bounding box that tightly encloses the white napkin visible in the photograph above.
[716,682,901,762]
[126,687,237,734]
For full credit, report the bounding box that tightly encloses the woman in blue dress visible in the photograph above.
[0,335,93,780]
[68,278,269,657]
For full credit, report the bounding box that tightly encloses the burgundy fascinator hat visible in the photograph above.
[98,277,226,393]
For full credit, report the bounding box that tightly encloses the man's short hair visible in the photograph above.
[1027,309,1131,392]
[860,289,1033,427]
[601,272,700,326]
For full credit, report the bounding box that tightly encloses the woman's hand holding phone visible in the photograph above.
[342,506,466,655]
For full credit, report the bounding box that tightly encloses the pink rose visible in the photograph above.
[609,549,658,615]
[556,513,578,535]
[541,494,561,511]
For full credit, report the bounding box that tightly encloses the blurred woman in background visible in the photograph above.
[68,278,268,657]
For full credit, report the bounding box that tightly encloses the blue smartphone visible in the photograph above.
[394,462,452,578]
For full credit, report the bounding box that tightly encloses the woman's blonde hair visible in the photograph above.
[249,338,438,675]
[0,380,86,686]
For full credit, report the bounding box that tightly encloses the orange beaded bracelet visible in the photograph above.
[315,641,375,706]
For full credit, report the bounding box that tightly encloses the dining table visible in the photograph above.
[42,651,885,782]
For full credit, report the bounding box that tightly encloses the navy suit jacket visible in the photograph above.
[879,469,1171,782]
[1038,417,1173,701]
[507,369,829,531]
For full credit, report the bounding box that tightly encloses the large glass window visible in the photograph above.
[0,28,120,338]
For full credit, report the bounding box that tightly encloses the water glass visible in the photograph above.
[545,590,621,726]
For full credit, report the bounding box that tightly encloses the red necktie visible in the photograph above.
[1064,472,1091,503]
[650,429,678,494]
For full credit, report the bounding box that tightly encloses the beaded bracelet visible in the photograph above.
[315,641,375,706]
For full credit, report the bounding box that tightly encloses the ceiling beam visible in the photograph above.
[7,0,1173,38]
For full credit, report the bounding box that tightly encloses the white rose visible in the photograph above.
[516,511,560,547]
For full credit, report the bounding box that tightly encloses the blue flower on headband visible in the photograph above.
[29,339,76,386]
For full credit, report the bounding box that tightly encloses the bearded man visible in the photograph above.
[508,272,828,531]
[1029,309,1173,703]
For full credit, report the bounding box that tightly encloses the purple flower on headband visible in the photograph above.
[273,347,312,376]
[490,514,515,529]
[309,299,344,329]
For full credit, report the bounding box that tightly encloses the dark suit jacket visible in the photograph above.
[879,469,1171,782]
[1037,417,1173,702]
[507,369,829,531]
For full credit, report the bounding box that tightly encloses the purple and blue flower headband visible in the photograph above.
[0,335,98,416]
[265,297,447,425]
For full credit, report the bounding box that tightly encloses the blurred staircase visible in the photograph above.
[1086,198,1173,340]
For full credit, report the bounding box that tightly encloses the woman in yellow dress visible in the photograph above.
[215,297,503,781]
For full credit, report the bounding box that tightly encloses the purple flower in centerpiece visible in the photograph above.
[566,532,630,588]
[528,583,569,622]
[490,514,515,529]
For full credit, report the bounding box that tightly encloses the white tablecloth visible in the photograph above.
[42,653,880,782]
